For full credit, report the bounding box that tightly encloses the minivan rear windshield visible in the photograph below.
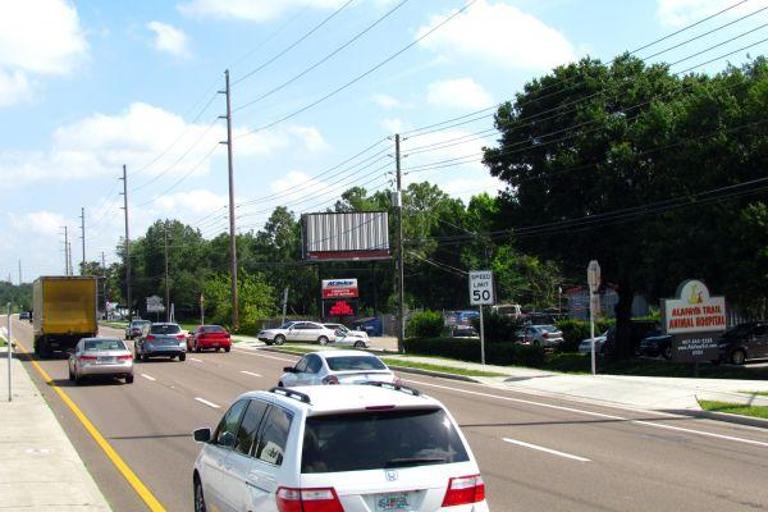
[301,408,469,473]
[150,324,181,335]
[326,356,386,372]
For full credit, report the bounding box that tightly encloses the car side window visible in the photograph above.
[213,399,248,448]
[306,355,323,374]
[294,356,309,373]
[291,323,305,330]
[255,406,293,466]
[234,400,269,456]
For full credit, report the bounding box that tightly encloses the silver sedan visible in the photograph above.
[278,350,398,386]
[68,337,134,385]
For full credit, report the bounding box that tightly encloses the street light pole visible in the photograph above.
[587,260,601,376]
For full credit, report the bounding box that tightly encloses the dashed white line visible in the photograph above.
[189,357,203,363]
[232,347,296,363]
[140,373,156,381]
[240,371,262,377]
[194,397,220,409]
[502,437,591,462]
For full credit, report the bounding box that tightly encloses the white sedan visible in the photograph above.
[324,323,370,348]
[257,321,336,345]
[278,350,398,386]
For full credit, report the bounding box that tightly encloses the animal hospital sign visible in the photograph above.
[663,280,726,335]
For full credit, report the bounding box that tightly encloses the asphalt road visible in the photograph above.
[11,317,768,512]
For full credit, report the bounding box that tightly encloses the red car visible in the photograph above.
[187,325,232,353]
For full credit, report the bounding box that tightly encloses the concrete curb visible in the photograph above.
[259,347,482,383]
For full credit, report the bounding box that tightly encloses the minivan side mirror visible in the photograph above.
[283,366,297,373]
[193,427,211,443]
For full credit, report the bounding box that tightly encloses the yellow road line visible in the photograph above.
[15,340,166,512]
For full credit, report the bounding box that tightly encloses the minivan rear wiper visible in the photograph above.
[384,456,446,467]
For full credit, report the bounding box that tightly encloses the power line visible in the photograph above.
[233,0,411,113]
[231,0,357,87]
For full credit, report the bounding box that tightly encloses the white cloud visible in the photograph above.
[0,0,87,108]
[146,21,190,58]
[9,211,69,237]
[0,69,32,107]
[417,0,575,71]
[380,118,404,133]
[656,0,768,27]
[372,93,401,109]
[0,102,329,188]
[426,78,494,110]
[178,0,344,22]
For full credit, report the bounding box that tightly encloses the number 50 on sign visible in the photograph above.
[469,271,494,305]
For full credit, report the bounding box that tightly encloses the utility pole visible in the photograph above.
[164,223,170,323]
[101,251,107,320]
[219,69,239,330]
[395,133,405,353]
[18,259,21,285]
[63,226,70,275]
[79,207,86,275]
[120,165,132,321]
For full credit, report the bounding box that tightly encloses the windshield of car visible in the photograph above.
[325,356,387,371]
[150,324,181,335]
[202,325,226,333]
[302,408,469,473]
[538,325,559,332]
[325,324,347,333]
[84,339,126,351]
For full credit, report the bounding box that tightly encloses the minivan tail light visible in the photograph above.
[276,487,343,512]
[322,375,339,385]
[442,474,485,506]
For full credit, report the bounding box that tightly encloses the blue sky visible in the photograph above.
[1,0,766,281]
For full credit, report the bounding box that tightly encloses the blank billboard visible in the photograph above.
[302,211,390,261]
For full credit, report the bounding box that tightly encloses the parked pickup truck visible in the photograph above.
[33,276,98,358]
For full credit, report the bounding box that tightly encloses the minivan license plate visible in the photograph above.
[376,493,410,511]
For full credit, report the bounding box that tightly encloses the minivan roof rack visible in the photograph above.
[362,381,421,396]
[269,387,311,404]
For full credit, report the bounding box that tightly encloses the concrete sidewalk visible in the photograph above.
[0,347,112,511]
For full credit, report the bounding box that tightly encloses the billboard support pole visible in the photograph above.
[7,303,12,402]
[395,133,405,353]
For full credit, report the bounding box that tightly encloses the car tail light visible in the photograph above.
[276,487,343,512]
[117,354,132,361]
[543,333,550,339]
[176,334,185,340]
[79,354,97,361]
[322,375,339,385]
[146,335,156,341]
[442,475,485,506]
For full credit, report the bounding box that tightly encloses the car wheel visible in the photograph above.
[179,353,186,362]
[74,371,83,386]
[354,341,366,349]
[274,335,286,346]
[224,346,230,353]
[141,354,149,362]
[195,343,201,353]
[68,366,75,382]
[194,477,207,512]
[125,374,134,384]
[662,346,672,360]
[317,336,329,346]
[731,349,746,366]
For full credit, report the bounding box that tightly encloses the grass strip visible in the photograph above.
[383,358,506,377]
[698,400,768,420]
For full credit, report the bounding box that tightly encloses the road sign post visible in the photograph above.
[469,271,494,366]
[7,303,12,402]
[587,260,601,376]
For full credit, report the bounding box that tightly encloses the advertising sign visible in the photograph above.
[322,279,359,299]
[303,212,390,261]
[146,295,165,313]
[323,299,357,318]
[672,333,721,363]
[663,280,726,335]
[469,271,494,306]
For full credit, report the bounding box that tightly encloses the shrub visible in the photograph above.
[403,337,546,367]
[406,310,444,338]
[470,312,522,343]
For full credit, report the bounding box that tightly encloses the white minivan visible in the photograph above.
[192,383,489,511]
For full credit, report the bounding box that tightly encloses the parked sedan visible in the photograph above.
[323,323,369,348]
[638,331,673,359]
[68,337,133,385]
[258,321,336,345]
[187,324,232,353]
[516,324,565,347]
[278,350,398,386]
[125,319,151,340]
[717,321,768,365]
[134,322,187,361]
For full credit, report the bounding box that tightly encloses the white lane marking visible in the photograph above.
[140,373,156,382]
[232,348,297,363]
[408,379,768,449]
[503,437,591,462]
[189,357,203,363]
[194,397,221,409]
[240,371,262,378]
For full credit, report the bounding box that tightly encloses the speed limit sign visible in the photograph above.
[469,271,494,305]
